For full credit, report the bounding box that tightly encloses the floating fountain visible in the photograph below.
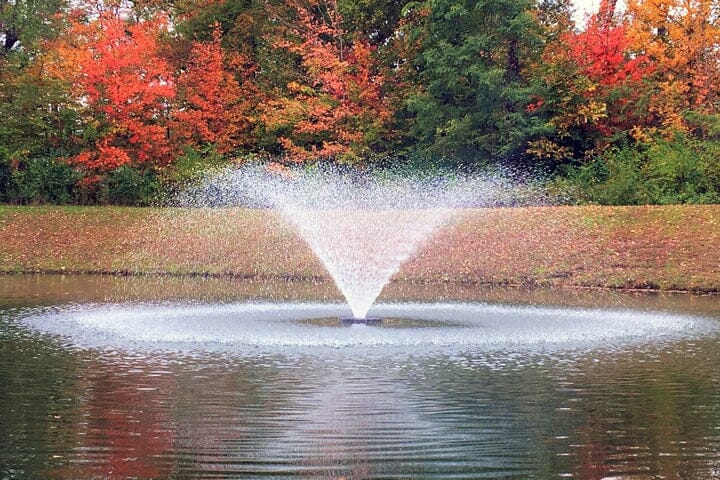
[6,165,720,480]
[14,164,715,355]
[177,165,527,321]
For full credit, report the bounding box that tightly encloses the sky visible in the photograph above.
[571,0,629,27]
[572,0,600,25]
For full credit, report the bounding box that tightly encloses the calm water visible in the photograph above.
[2,274,720,479]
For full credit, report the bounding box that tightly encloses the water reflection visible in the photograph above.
[65,355,176,479]
[1,275,720,479]
[2,273,720,317]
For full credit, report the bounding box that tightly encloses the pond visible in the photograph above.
[1,274,720,479]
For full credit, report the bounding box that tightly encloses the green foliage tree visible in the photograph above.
[337,0,409,46]
[399,0,546,166]
[0,0,79,204]
[0,60,78,163]
[0,0,67,57]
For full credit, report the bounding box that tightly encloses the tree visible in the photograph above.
[52,8,176,172]
[1,0,74,159]
[0,0,79,202]
[527,0,656,163]
[260,0,391,162]
[399,0,545,165]
[0,0,67,57]
[625,0,720,134]
[0,54,78,162]
[173,25,256,154]
[337,0,409,46]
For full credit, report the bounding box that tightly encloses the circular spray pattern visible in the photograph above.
[18,301,716,354]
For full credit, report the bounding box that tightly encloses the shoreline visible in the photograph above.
[1,204,719,293]
[1,269,718,296]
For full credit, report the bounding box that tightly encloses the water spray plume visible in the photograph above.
[176,164,547,318]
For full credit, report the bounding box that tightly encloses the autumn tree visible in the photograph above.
[625,0,720,135]
[52,7,176,173]
[0,53,78,162]
[172,25,256,155]
[528,0,656,162]
[1,0,71,147]
[261,0,391,162]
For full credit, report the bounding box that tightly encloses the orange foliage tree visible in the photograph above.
[52,8,176,173]
[261,0,391,162]
[172,25,257,155]
[625,0,720,134]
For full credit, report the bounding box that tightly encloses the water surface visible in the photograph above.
[2,274,720,479]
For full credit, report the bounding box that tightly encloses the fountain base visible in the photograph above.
[340,317,382,326]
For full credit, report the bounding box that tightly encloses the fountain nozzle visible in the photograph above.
[340,317,382,326]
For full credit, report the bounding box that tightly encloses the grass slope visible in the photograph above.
[0,205,718,292]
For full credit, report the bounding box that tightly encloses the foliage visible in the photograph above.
[0,0,78,182]
[260,0,391,162]
[7,157,80,204]
[1,0,719,204]
[337,0,408,46]
[172,25,256,154]
[398,0,546,165]
[625,0,720,133]
[100,166,162,206]
[0,0,67,57]
[528,0,657,165]
[562,133,720,205]
[50,8,177,172]
[0,59,79,165]
[161,144,229,189]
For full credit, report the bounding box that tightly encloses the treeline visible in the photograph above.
[1,0,719,205]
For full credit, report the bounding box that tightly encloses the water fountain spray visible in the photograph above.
[176,164,542,322]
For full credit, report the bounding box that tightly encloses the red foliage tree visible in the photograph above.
[565,11,655,136]
[566,11,653,89]
[55,8,176,172]
[528,0,657,160]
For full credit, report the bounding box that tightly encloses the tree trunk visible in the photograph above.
[507,38,520,79]
[2,28,19,55]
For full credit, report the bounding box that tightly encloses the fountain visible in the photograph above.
[177,165,522,321]
[15,164,715,352]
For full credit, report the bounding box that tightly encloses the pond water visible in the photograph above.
[2,274,720,479]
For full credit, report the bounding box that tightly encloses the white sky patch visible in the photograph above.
[571,0,600,27]
[571,0,628,29]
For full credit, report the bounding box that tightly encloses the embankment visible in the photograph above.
[1,205,718,292]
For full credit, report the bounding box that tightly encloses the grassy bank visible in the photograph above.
[0,205,718,292]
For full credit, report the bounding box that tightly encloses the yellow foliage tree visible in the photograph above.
[625,0,720,133]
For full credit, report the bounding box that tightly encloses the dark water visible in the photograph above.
[2,274,720,479]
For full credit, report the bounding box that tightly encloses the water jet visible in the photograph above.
[176,165,539,318]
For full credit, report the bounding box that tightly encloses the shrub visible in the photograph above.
[0,161,12,203]
[561,134,720,205]
[100,166,162,206]
[161,145,228,190]
[10,157,81,204]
